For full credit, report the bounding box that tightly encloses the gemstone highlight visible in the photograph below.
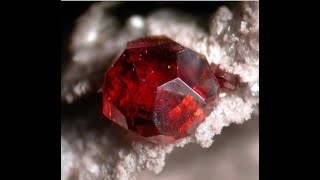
[102,36,220,143]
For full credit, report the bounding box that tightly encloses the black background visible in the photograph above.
[2,1,315,180]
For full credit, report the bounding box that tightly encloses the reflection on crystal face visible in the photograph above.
[102,36,220,142]
[154,78,206,138]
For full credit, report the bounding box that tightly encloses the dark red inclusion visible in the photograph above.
[102,36,221,142]
[211,64,240,90]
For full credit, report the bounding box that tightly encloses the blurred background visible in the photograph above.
[138,114,259,180]
[61,2,239,68]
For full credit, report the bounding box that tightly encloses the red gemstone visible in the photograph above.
[102,36,220,143]
[211,64,240,90]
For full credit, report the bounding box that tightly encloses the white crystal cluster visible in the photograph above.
[61,2,259,180]
[61,2,147,103]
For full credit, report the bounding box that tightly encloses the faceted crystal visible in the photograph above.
[102,36,220,143]
[154,78,206,139]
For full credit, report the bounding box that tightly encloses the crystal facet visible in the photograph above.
[102,36,221,143]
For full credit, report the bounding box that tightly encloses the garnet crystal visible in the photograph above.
[102,36,220,143]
